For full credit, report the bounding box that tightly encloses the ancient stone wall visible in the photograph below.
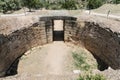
[64,20,78,41]
[63,19,120,70]
[0,22,50,76]
[70,21,120,70]
[44,20,53,43]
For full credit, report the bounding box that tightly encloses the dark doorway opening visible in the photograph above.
[92,54,109,71]
[53,31,64,41]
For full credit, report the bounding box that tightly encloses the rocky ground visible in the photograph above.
[102,68,120,80]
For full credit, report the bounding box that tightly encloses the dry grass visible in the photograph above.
[93,4,120,16]
[0,15,39,35]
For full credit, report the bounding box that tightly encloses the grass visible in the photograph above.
[72,48,106,80]
[72,51,90,71]
[72,48,97,71]
[77,74,106,80]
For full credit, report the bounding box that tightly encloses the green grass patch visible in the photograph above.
[72,51,90,71]
[77,74,106,80]
[72,48,106,80]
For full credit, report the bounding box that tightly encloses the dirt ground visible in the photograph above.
[0,41,96,80]
[16,41,80,80]
[1,41,120,80]
[18,41,73,74]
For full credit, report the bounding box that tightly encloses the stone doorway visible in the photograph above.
[53,20,64,41]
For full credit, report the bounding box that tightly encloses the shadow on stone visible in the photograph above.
[5,55,23,77]
[92,54,109,71]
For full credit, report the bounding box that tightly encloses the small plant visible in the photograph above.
[72,49,106,80]
[72,51,90,71]
[77,74,106,80]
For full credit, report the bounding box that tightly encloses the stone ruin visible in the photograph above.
[0,16,120,77]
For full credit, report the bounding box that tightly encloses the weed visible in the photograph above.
[77,74,106,80]
[72,51,90,71]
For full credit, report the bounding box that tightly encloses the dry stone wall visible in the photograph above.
[44,20,53,43]
[70,21,120,70]
[63,19,120,70]
[64,20,78,41]
[0,22,49,77]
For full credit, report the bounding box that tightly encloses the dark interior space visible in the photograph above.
[92,53,109,71]
[53,31,64,41]
[5,55,23,77]
[5,60,19,77]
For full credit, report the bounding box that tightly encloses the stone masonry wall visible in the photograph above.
[64,20,78,41]
[70,21,120,70]
[64,20,120,70]
[0,22,51,77]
